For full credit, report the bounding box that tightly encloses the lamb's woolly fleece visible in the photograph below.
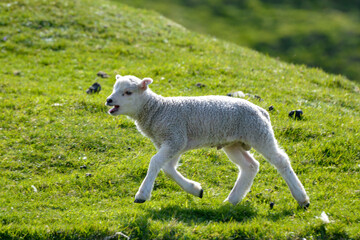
[136,90,273,154]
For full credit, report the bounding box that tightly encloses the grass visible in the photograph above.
[0,0,359,239]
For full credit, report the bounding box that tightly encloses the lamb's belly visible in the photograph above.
[185,135,240,151]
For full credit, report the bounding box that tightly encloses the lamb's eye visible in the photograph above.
[125,91,132,95]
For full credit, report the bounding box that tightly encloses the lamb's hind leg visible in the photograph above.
[256,142,310,208]
[162,157,203,198]
[223,143,260,205]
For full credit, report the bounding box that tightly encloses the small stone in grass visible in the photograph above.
[289,109,303,119]
[97,71,109,78]
[244,93,263,101]
[295,110,303,118]
[233,91,245,97]
[195,83,206,88]
[227,91,245,98]
[254,95,263,101]
[86,82,101,94]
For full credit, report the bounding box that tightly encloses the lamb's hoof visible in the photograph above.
[303,202,310,209]
[199,189,203,198]
[134,199,146,203]
[223,198,237,206]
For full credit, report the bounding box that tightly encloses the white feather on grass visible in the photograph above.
[31,185,38,193]
[316,211,330,224]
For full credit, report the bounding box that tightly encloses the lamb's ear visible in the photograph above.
[116,75,122,80]
[139,78,153,90]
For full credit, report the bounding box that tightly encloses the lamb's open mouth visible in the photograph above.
[109,105,120,114]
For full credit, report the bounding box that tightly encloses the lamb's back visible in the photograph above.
[146,95,271,148]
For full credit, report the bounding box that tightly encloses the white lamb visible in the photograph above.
[105,75,310,208]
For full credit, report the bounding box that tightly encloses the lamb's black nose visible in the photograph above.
[106,98,113,104]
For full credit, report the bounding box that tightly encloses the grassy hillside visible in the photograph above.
[118,0,360,82]
[1,0,359,239]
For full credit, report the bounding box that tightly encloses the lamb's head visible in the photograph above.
[105,75,153,116]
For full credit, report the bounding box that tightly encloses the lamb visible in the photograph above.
[105,75,310,208]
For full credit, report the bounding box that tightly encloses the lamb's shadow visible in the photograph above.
[147,202,257,225]
[266,207,302,222]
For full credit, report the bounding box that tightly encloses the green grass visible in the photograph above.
[0,0,359,239]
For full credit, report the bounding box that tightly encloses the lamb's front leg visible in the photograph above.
[162,157,203,198]
[135,145,178,203]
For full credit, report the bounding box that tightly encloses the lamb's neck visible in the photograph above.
[134,89,165,124]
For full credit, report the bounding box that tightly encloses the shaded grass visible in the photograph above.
[118,0,360,82]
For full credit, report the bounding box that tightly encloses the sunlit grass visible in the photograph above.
[0,0,359,239]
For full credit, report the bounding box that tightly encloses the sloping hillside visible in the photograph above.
[0,0,359,239]
[119,0,360,82]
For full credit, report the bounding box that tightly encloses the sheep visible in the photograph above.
[105,75,310,208]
